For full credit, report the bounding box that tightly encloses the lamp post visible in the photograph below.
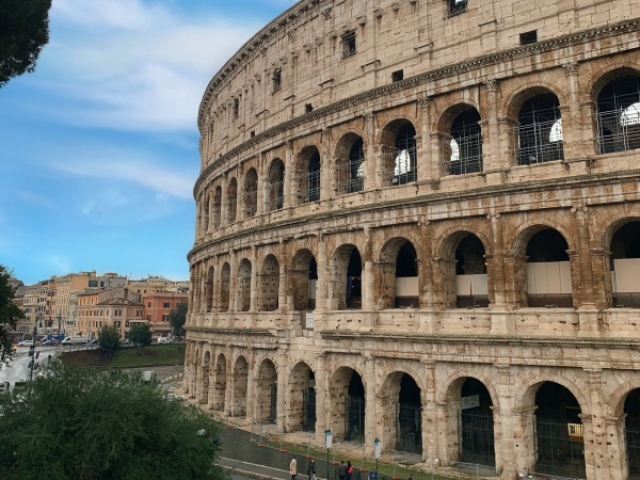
[28,325,37,382]
[324,429,332,480]
[373,438,380,474]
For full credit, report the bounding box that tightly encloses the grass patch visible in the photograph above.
[60,344,185,369]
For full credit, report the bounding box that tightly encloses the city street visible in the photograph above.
[0,345,58,386]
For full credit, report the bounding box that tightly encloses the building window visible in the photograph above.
[520,30,538,45]
[147,315,151,321]
[392,70,404,82]
[272,68,282,93]
[233,98,239,119]
[305,103,314,113]
[448,0,467,16]
[136,310,142,316]
[342,30,357,58]
[115,309,122,316]
[162,314,169,322]
[163,302,170,308]
[88,281,97,288]
[147,302,151,308]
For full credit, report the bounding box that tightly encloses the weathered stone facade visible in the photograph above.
[187,0,640,478]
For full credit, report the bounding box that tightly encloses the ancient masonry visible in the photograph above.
[185,0,640,478]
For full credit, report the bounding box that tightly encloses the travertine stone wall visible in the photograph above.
[187,0,640,479]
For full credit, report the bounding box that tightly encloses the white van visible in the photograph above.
[61,336,90,345]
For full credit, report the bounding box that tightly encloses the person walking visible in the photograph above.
[290,457,298,480]
[346,461,353,480]
[337,460,347,480]
[308,458,317,480]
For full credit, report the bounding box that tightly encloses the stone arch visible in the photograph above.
[231,355,248,417]
[379,118,418,186]
[436,103,483,176]
[505,83,568,120]
[226,177,238,224]
[237,258,252,312]
[293,145,321,205]
[510,223,575,308]
[259,254,280,311]
[380,370,423,454]
[205,266,214,312]
[255,358,278,424]
[290,249,318,311]
[334,132,366,195]
[243,167,258,218]
[592,67,640,154]
[331,244,362,310]
[377,237,420,309]
[219,262,230,312]
[505,86,565,166]
[267,158,285,211]
[287,361,316,433]
[518,380,588,478]
[329,365,366,443]
[212,353,227,412]
[606,218,640,308]
[435,229,490,308]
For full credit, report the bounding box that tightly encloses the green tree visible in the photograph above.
[0,0,52,88]
[0,363,225,480]
[0,265,25,364]
[170,302,188,339]
[98,324,120,356]
[127,322,152,348]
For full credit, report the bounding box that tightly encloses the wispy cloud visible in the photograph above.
[16,191,60,211]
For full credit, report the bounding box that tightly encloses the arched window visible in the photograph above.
[293,147,321,205]
[243,168,258,218]
[597,75,640,153]
[517,94,563,165]
[450,108,482,175]
[268,160,285,211]
[226,178,237,224]
[393,124,417,184]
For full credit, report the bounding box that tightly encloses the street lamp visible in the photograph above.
[373,438,380,475]
[28,326,37,382]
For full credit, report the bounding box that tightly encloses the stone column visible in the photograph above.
[284,141,293,209]
[320,127,332,202]
[482,79,504,175]
[362,226,374,312]
[580,414,596,480]
[315,352,328,442]
[512,406,537,476]
[364,354,378,450]
[604,414,627,480]
[364,113,377,191]
[229,252,238,313]
[276,356,288,433]
[245,349,256,425]
[250,246,258,314]
[370,144,384,190]
[236,165,245,221]
[493,366,515,479]
[316,233,329,313]
[584,368,608,480]
[422,360,437,463]
[417,96,434,183]
[591,247,612,309]
[258,152,267,216]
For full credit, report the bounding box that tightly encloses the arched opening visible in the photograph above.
[382,372,422,454]
[449,108,483,175]
[456,235,488,308]
[259,254,280,311]
[526,229,572,307]
[596,74,640,154]
[379,238,419,309]
[333,245,362,310]
[237,259,252,312]
[287,362,316,433]
[203,193,210,232]
[447,378,495,467]
[226,178,238,224]
[268,159,285,211]
[293,146,321,205]
[243,168,258,218]
[213,186,222,228]
[256,359,277,424]
[381,120,417,186]
[291,250,318,312]
[517,93,564,165]
[532,382,585,478]
[212,354,226,412]
[335,134,365,195]
[232,356,248,418]
[610,221,640,308]
[330,367,366,443]
[205,266,214,313]
[201,351,211,405]
[624,389,640,478]
[219,262,230,312]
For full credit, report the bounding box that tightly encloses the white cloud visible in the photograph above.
[52,0,173,31]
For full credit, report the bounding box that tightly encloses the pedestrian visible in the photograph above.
[308,458,317,480]
[408,475,415,480]
[346,461,353,480]
[290,457,298,480]
[338,460,347,480]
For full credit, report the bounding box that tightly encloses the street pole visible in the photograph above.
[324,430,332,480]
[28,326,37,382]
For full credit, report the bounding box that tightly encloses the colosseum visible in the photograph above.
[185,0,640,478]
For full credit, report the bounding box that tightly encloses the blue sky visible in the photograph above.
[0,0,295,285]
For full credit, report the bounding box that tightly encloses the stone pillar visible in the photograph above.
[592,247,612,309]
[245,349,256,425]
[364,354,378,450]
[422,360,437,463]
[503,254,528,307]
[580,414,596,480]
[236,165,245,221]
[493,366,516,479]
[584,368,608,480]
[250,246,258,313]
[604,414,627,480]
[362,226,374,312]
[562,62,591,161]
[364,113,377,191]
[417,96,434,183]
[315,352,328,441]
[316,234,329,313]
[284,141,293,209]
[320,128,332,202]
[370,144,384,190]
[258,152,267,216]
[229,253,238,313]
[482,79,504,174]
[276,356,288,433]
[512,406,537,476]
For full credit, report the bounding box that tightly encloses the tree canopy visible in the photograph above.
[0,0,52,88]
[0,265,25,363]
[170,302,188,339]
[128,322,152,347]
[98,324,120,356]
[0,364,225,480]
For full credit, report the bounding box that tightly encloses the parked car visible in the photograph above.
[42,339,60,346]
[18,339,37,347]
[157,337,173,344]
